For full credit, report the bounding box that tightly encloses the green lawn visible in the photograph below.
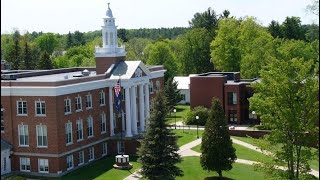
[232,136,319,171]
[166,105,190,125]
[192,143,274,164]
[61,156,141,180]
[173,129,204,147]
[177,156,269,180]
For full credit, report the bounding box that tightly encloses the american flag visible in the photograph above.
[114,80,121,98]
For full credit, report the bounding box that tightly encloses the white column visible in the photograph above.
[144,83,150,127]
[130,85,138,135]
[109,88,114,136]
[139,84,145,132]
[125,87,132,137]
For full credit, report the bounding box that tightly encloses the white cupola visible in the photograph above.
[95,3,125,57]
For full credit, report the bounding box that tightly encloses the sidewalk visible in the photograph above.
[124,137,319,179]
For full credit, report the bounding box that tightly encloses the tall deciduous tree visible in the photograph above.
[211,18,241,72]
[249,57,319,179]
[200,98,236,178]
[35,33,58,55]
[164,77,182,112]
[137,91,182,180]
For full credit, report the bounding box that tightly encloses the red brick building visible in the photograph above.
[1,4,165,177]
[190,72,258,125]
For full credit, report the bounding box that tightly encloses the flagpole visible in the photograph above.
[119,75,123,156]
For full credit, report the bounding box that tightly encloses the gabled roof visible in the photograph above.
[1,139,12,151]
[109,61,151,80]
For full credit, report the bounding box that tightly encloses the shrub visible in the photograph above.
[184,106,209,126]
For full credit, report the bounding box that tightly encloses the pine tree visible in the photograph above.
[164,77,182,113]
[21,41,33,70]
[137,91,183,180]
[37,51,53,70]
[65,31,74,49]
[200,98,236,178]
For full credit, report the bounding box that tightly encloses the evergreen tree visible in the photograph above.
[164,77,182,112]
[6,38,22,70]
[200,98,236,178]
[73,31,85,46]
[21,41,33,70]
[137,91,183,180]
[37,51,53,69]
[65,31,74,49]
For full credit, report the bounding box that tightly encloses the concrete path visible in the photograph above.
[124,137,319,179]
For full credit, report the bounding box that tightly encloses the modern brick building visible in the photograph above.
[1,4,165,177]
[190,72,259,125]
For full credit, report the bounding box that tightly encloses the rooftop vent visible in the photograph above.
[82,69,90,76]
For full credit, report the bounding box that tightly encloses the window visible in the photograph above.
[155,80,160,92]
[105,32,109,45]
[75,96,82,112]
[102,142,107,156]
[181,94,186,101]
[18,124,29,146]
[117,141,125,154]
[65,122,73,145]
[86,94,92,109]
[1,105,4,131]
[76,119,83,141]
[35,101,46,116]
[149,81,154,94]
[87,116,93,138]
[20,158,31,172]
[66,154,73,170]
[78,151,84,165]
[99,91,105,106]
[36,125,47,147]
[17,100,27,115]
[88,147,94,161]
[227,92,237,105]
[64,98,71,114]
[101,112,106,134]
[229,110,237,123]
[38,159,49,173]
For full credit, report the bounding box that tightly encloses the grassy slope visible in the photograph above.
[166,105,190,125]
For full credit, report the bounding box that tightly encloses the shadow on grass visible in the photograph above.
[61,156,139,180]
[204,176,234,180]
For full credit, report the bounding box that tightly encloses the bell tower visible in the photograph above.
[95,3,126,74]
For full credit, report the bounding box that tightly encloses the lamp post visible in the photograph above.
[196,115,199,138]
[252,111,256,124]
[173,108,177,129]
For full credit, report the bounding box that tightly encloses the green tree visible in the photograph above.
[164,77,182,112]
[65,31,74,49]
[118,28,128,42]
[37,51,53,69]
[189,7,218,34]
[249,57,319,179]
[211,18,241,72]
[21,41,33,70]
[137,91,183,180]
[239,17,274,78]
[35,33,58,54]
[281,16,305,40]
[200,98,236,178]
[144,40,177,80]
[184,106,209,126]
[268,20,283,38]
[125,38,151,63]
[73,31,85,46]
[177,28,214,75]
[6,38,22,70]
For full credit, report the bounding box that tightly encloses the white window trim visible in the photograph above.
[75,95,82,112]
[101,112,106,134]
[36,125,48,148]
[38,159,49,173]
[86,94,93,110]
[76,119,84,142]
[65,121,73,146]
[102,142,107,156]
[78,151,84,166]
[66,154,74,171]
[17,100,28,116]
[88,147,94,162]
[18,124,29,147]
[99,91,106,106]
[35,100,46,117]
[20,157,31,172]
[87,116,94,138]
[64,98,72,115]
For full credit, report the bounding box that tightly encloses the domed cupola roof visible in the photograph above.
[106,3,113,18]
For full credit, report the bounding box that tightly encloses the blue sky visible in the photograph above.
[1,0,317,34]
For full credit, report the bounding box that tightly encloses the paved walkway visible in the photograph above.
[124,137,319,180]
